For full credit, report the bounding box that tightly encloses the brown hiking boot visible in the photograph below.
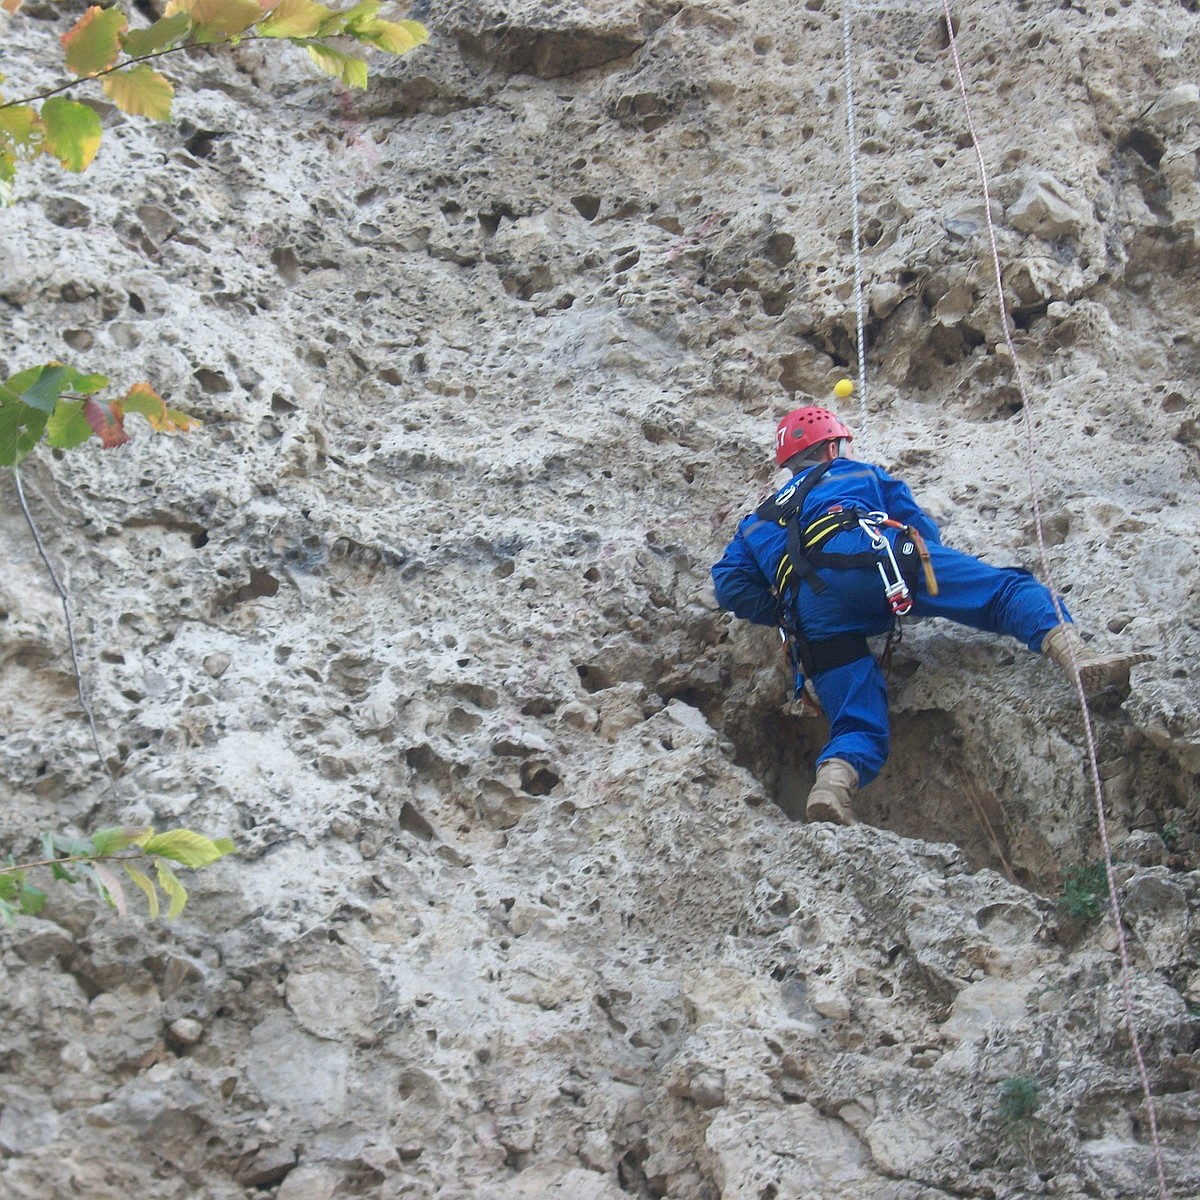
[805,758,859,826]
[1041,624,1153,699]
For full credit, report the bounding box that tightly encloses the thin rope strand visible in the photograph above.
[13,465,119,802]
[939,7,1168,1195]
[841,0,869,432]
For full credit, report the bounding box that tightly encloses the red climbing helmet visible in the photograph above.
[774,406,854,467]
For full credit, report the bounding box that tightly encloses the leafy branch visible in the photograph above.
[0,0,429,199]
[0,825,236,923]
[2,362,200,467]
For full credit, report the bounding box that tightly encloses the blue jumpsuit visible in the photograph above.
[711,457,1068,787]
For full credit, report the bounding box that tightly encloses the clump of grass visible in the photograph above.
[1059,860,1110,920]
[998,1077,1040,1123]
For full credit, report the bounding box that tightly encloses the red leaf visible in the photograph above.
[82,398,130,449]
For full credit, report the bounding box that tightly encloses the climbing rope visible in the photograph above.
[939,5,1169,1195]
[841,0,869,433]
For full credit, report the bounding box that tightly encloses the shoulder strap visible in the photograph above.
[753,458,835,525]
[755,460,837,598]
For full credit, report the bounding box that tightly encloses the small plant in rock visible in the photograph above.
[0,825,235,923]
[997,1076,1041,1124]
[1059,860,1110,921]
[1161,821,1180,849]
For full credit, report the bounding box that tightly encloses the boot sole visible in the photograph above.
[806,799,857,826]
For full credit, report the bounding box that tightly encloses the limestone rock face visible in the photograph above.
[2,0,1199,1197]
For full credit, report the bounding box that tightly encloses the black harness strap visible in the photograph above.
[893,528,922,594]
[756,459,836,598]
[792,630,873,677]
[754,461,875,677]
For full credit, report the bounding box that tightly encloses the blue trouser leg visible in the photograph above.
[912,544,1069,651]
[796,544,1070,787]
[809,654,890,787]
[798,543,1069,791]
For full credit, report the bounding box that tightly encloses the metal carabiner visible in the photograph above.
[859,513,913,615]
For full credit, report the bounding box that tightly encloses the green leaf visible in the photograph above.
[61,5,128,77]
[121,11,193,57]
[19,882,48,916]
[103,67,174,121]
[303,41,368,89]
[124,864,159,919]
[40,98,103,173]
[0,873,20,900]
[51,832,96,856]
[256,0,335,39]
[89,826,151,856]
[50,861,80,883]
[141,828,235,868]
[61,367,108,395]
[155,860,188,920]
[9,363,71,413]
[46,398,95,450]
[77,862,112,907]
[352,18,428,55]
[0,400,49,466]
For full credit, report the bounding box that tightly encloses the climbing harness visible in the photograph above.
[750,459,941,687]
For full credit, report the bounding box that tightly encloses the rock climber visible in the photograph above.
[711,400,1152,826]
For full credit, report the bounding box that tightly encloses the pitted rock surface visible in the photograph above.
[2,1,1199,1197]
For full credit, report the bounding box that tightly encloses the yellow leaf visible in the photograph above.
[187,0,261,38]
[121,382,199,432]
[40,98,102,173]
[339,0,380,30]
[355,17,427,55]
[0,105,42,157]
[257,0,334,38]
[61,6,128,77]
[124,865,160,920]
[304,42,368,89]
[102,67,174,120]
[142,828,232,868]
[155,860,188,921]
[3,0,25,14]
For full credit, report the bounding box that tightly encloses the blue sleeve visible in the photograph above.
[877,469,942,547]
[712,527,780,626]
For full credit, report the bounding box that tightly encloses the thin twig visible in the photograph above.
[12,464,118,800]
[0,36,272,111]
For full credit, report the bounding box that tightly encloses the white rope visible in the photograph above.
[14,465,118,801]
[939,6,1169,1196]
[841,0,869,433]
